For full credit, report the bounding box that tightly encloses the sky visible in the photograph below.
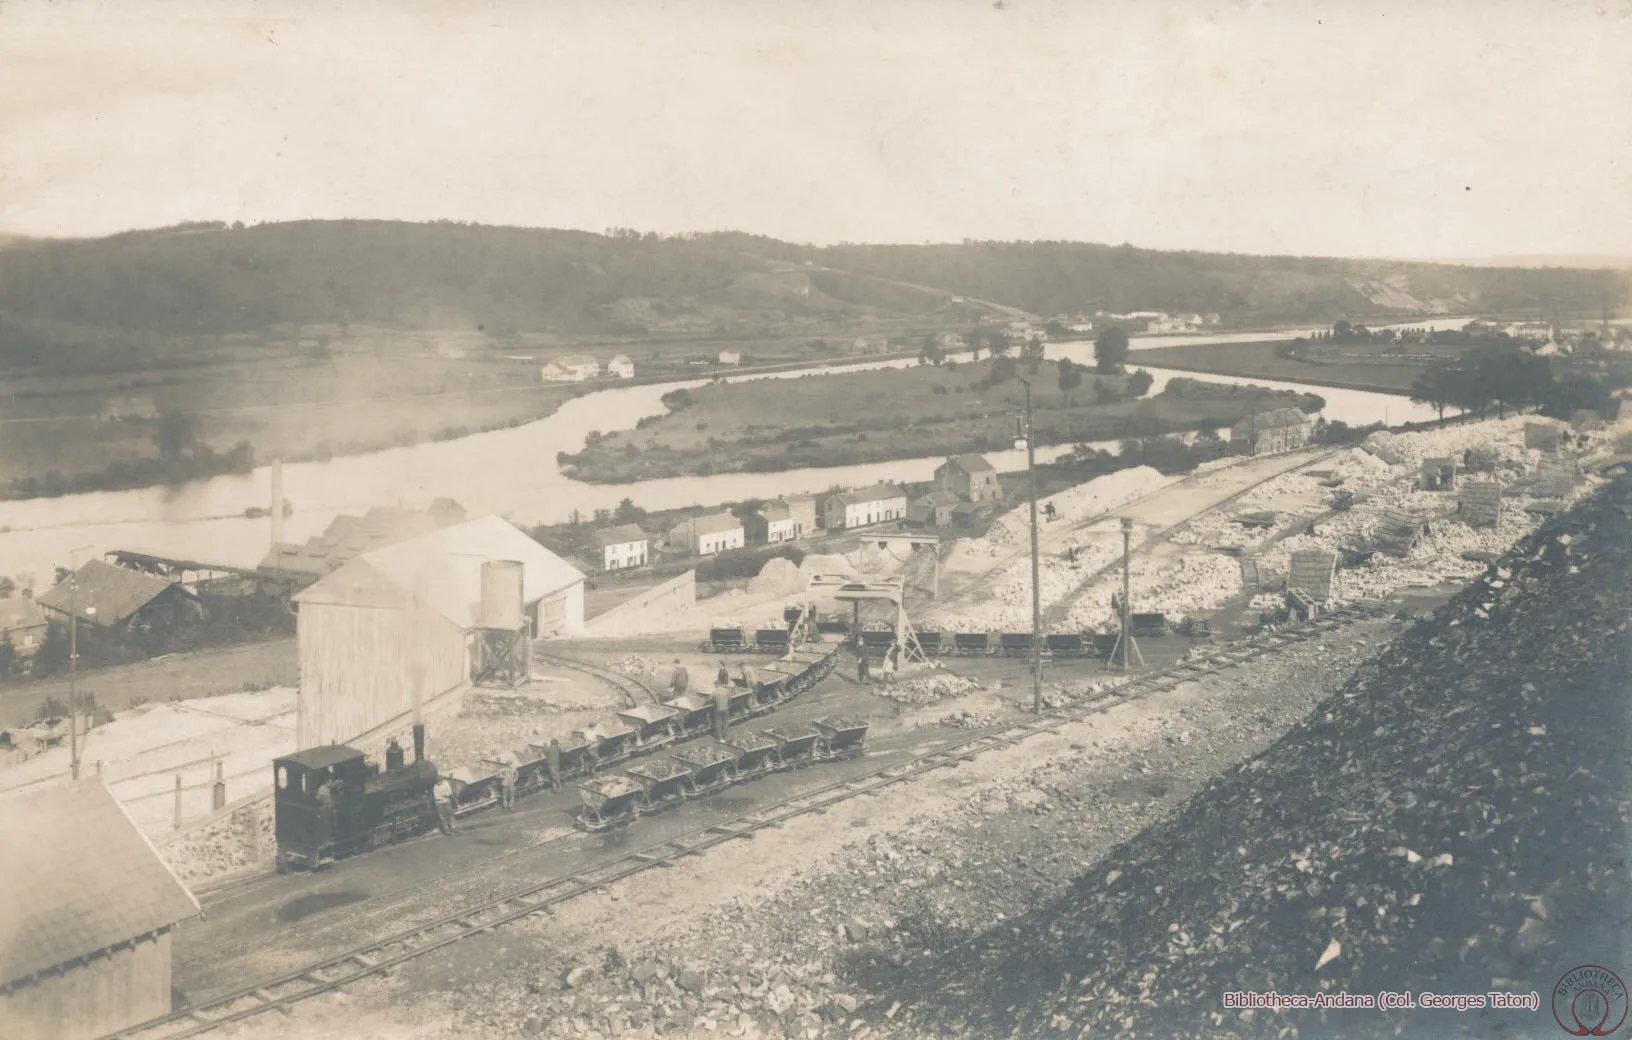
[1,0,1629,259]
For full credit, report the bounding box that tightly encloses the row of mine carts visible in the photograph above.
[576,716,870,831]
[701,612,1196,662]
[439,645,846,823]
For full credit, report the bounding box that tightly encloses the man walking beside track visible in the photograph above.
[433,775,457,836]
[713,684,732,739]
[669,659,689,698]
[498,756,517,811]
[546,739,563,791]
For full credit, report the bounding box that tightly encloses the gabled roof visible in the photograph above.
[692,512,742,536]
[596,523,649,547]
[259,504,463,576]
[36,560,186,627]
[275,745,367,771]
[0,780,200,986]
[1237,407,1311,430]
[942,454,995,474]
[296,516,585,629]
[837,484,907,506]
[757,502,793,522]
[0,597,45,633]
[917,490,961,508]
[545,354,600,370]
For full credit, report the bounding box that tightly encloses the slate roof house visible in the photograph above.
[935,454,1001,504]
[0,595,48,672]
[596,523,650,571]
[36,561,199,646]
[0,780,202,1040]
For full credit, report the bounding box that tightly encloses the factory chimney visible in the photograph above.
[269,457,284,553]
[412,723,426,764]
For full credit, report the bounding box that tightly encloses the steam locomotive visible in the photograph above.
[273,643,844,871]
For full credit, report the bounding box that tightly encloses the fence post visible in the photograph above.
[213,760,226,811]
[174,774,184,831]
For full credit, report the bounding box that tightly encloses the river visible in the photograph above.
[0,325,1460,590]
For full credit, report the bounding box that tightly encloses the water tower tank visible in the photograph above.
[480,559,526,631]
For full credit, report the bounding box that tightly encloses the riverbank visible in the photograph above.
[558,360,1321,483]
[1126,340,1432,395]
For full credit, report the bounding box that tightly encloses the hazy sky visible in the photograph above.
[2,0,1629,258]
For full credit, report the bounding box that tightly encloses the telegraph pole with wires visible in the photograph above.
[1021,379,1043,714]
[1109,517,1144,671]
[66,545,96,781]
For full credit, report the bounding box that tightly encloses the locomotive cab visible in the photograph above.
[273,745,370,871]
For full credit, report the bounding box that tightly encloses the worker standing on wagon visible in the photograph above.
[546,739,563,791]
[716,659,731,688]
[433,775,457,836]
[669,659,689,698]
[498,755,517,811]
[712,684,732,739]
[738,661,756,690]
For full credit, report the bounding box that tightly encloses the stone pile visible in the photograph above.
[162,798,276,887]
[609,654,663,678]
[876,673,983,706]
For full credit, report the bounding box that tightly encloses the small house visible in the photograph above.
[823,484,908,530]
[596,524,649,571]
[717,350,742,366]
[935,454,1002,504]
[743,502,797,545]
[0,595,47,673]
[0,780,202,1040]
[540,355,602,382]
[950,500,983,527]
[783,495,817,539]
[607,355,635,379]
[1420,457,1457,491]
[670,513,744,556]
[1230,408,1313,456]
[907,491,960,528]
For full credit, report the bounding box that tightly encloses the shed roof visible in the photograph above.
[917,490,961,508]
[692,512,742,536]
[275,745,367,771]
[0,596,45,634]
[837,484,907,506]
[942,454,995,474]
[596,523,649,548]
[296,516,585,629]
[0,780,200,986]
[757,502,793,522]
[36,560,186,626]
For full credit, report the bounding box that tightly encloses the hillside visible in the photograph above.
[0,222,1627,371]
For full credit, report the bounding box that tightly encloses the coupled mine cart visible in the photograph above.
[949,632,993,657]
[576,775,647,831]
[1045,633,1087,658]
[624,759,695,814]
[1091,633,1121,659]
[812,717,870,761]
[702,627,747,653]
[997,632,1035,658]
[617,703,682,752]
[764,725,822,769]
[675,743,740,795]
[574,720,639,769]
[1175,617,1212,640]
[915,631,943,656]
[1130,612,1169,638]
[663,693,717,738]
[754,661,806,711]
[720,732,780,781]
[444,763,503,816]
[522,736,593,789]
[753,628,792,654]
[859,629,896,656]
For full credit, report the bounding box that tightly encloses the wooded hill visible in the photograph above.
[0,220,1625,367]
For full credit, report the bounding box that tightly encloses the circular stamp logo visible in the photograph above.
[1553,965,1629,1036]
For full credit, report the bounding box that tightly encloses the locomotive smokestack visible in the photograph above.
[412,723,425,764]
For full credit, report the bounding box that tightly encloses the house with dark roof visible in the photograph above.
[823,484,908,530]
[1230,407,1312,456]
[668,512,744,556]
[934,454,1001,504]
[596,523,650,570]
[36,560,198,646]
[0,595,47,673]
[0,780,201,1040]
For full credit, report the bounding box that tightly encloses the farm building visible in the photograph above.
[0,595,47,673]
[292,516,585,749]
[907,490,961,528]
[669,513,745,556]
[607,354,635,379]
[596,523,649,571]
[1287,550,1339,603]
[37,560,199,645]
[935,454,1002,504]
[743,501,797,544]
[717,350,742,365]
[0,780,201,1040]
[258,501,467,582]
[1230,408,1312,456]
[823,484,908,530]
[540,355,602,382]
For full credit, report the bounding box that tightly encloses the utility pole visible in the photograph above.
[1023,379,1043,714]
[65,545,95,781]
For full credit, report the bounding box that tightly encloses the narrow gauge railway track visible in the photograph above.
[107,605,1386,1040]
[532,649,660,707]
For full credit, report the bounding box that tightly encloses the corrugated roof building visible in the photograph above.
[0,780,201,1040]
[292,517,586,748]
[36,561,198,645]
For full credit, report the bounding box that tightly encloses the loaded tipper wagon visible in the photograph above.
[577,775,646,831]
[618,703,681,751]
[625,758,695,813]
[764,725,822,768]
[720,732,780,780]
[675,743,740,794]
[812,717,870,760]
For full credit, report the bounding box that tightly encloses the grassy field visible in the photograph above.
[0,637,296,727]
[560,358,1314,482]
[1125,340,1464,394]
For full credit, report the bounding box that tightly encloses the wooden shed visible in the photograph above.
[0,780,200,1040]
[1459,481,1503,527]
[1287,550,1339,603]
